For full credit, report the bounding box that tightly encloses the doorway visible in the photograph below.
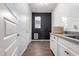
[32,13,51,40]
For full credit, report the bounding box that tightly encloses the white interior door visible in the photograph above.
[0,4,18,56]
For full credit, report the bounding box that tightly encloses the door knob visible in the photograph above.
[17,34,20,37]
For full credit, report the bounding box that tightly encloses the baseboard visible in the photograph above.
[20,46,27,56]
[50,49,55,56]
[20,40,32,56]
[32,39,50,41]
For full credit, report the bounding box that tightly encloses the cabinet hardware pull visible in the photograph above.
[54,37,55,39]
[64,51,69,55]
[17,34,20,37]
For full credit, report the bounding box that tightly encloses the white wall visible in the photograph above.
[52,3,79,32]
[15,3,32,55]
[51,11,54,33]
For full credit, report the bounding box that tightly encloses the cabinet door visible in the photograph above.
[50,35,54,51]
[50,35,53,50]
[58,37,78,56]
[0,4,18,56]
[52,36,58,56]
[52,40,58,56]
[58,43,77,56]
[58,43,68,56]
[50,35,58,56]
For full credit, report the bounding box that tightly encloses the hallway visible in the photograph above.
[22,41,54,56]
[0,3,79,56]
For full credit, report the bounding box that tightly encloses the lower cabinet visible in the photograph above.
[58,43,71,56]
[50,35,58,56]
[58,42,77,56]
[50,34,78,56]
[52,40,58,56]
[50,35,53,50]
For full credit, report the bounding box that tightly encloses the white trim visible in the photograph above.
[19,40,31,56]
[32,39,50,41]
[20,46,27,56]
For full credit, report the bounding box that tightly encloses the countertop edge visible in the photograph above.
[50,33,79,44]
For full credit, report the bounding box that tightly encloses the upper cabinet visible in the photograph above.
[52,4,79,32]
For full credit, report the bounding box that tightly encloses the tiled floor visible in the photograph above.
[22,41,54,56]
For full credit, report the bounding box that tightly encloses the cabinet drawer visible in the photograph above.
[58,42,77,56]
[58,37,79,55]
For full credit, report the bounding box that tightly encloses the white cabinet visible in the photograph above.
[58,43,67,56]
[50,35,53,50]
[50,34,58,56]
[50,34,78,56]
[58,42,77,56]
[58,37,78,56]
[58,43,71,56]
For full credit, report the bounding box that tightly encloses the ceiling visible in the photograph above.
[29,3,57,13]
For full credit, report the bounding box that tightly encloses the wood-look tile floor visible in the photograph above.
[22,41,54,56]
